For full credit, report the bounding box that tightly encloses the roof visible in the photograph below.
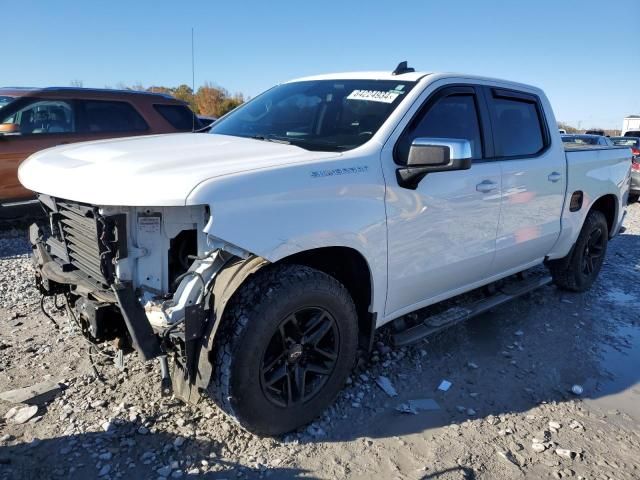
[284,71,543,94]
[286,71,430,83]
[0,86,175,101]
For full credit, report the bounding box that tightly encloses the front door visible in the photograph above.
[382,85,502,318]
[0,98,83,201]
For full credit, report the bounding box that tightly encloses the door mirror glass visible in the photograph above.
[0,123,20,135]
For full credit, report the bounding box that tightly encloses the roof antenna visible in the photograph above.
[392,61,415,76]
[191,27,196,132]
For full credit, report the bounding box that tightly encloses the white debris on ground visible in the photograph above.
[0,203,639,480]
[375,376,398,397]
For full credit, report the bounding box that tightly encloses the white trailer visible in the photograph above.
[623,115,640,135]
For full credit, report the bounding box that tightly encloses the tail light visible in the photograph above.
[632,161,640,171]
[632,147,640,157]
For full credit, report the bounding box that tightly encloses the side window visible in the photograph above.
[396,93,483,163]
[153,104,202,131]
[489,93,545,157]
[80,100,148,133]
[1,99,75,135]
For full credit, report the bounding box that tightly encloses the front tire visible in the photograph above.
[549,210,608,292]
[210,264,358,435]
[629,193,639,204]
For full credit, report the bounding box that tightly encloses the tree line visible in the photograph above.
[146,83,245,118]
[73,80,245,117]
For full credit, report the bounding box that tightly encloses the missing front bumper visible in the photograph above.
[30,221,162,361]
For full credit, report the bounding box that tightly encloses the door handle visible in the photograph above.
[476,180,498,193]
[548,172,562,183]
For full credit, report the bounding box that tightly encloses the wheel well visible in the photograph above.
[589,194,617,237]
[279,247,375,351]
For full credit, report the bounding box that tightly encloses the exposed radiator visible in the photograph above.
[56,201,106,284]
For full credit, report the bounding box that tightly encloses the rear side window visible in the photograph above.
[154,104,202,131]
[80,100,148,133]
[489,92,546,157]
[396,94,483,162]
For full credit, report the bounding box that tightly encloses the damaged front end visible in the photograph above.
[30,194,251,400]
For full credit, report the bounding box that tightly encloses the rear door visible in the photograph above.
[76,99,149,137]
[382,84,502,317]
[484,87,565,273]
[0,98,83,201]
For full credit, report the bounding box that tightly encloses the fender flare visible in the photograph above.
[178,255,270,400]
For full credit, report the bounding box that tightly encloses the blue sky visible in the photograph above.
[3,0,638,128]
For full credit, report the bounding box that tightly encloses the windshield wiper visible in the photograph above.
[250,135,291,145]
[247,135,346,152]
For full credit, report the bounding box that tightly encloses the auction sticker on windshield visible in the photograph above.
[347,90,400,103]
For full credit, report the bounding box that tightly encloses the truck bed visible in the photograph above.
[564,144,628,152]
[548,145,631,260]
[564,145,630,219]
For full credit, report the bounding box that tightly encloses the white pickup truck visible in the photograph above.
[19,63,631,435]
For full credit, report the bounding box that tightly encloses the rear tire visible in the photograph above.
[209,264,358,435]
[549,210,608,292]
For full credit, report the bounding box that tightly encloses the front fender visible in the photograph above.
[186,155,388,317]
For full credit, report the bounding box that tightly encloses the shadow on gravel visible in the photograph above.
[0,421,314,480]
[0,203,44,233]
[322,232,640,443]
[422,466,476,479]
[0,225,31,259]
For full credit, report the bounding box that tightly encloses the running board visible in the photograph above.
[392,274,552,347]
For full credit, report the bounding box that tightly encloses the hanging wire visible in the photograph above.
[40,295,60,330]
[41,293,108,382]
[63,293,115,359]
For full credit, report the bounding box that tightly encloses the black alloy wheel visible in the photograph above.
[581,226,605,276]
[549,209,608,292]
[260,307,339,407]
[209,264,358,435]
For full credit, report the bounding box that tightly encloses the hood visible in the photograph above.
[18,133,339,206]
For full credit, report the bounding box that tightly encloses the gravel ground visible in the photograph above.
[0,204,639,480]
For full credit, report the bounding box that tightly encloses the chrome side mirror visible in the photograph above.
[397,138,472,189]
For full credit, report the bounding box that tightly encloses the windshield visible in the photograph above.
[0,95,16,110]
[210,80,415,152]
